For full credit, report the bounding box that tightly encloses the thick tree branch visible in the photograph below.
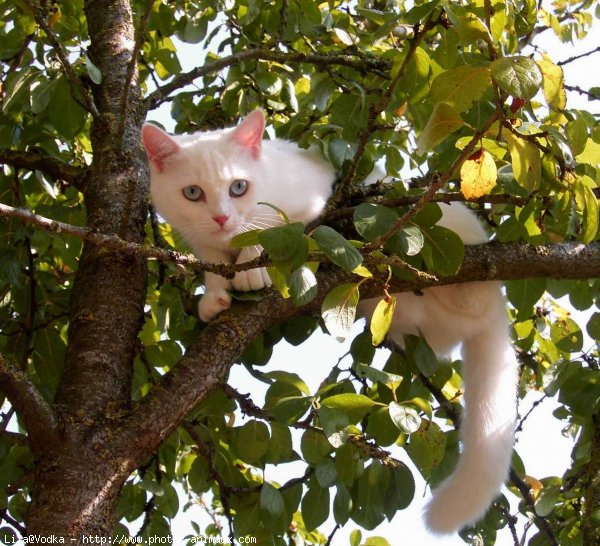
[3,200,600,283]
[0,149,86,187]
[114,237,600,467]
[145,48,389,109]
[0,353,60,453]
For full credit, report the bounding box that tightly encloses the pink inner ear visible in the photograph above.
[230,110,265,159]
[141,124,180,173]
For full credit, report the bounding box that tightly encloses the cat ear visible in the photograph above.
[141,123,180,173]
[230,110,265,159]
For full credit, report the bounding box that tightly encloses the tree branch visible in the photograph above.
[558,46,600,66]
[0,353,60,453]
[113,234,600,469]
[0,149,86,187]
[145,48,389,109]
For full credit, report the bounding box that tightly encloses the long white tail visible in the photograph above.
[424,302,518,534]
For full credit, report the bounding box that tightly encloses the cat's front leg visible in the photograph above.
[232,246,272,291]
[198,272,233,322]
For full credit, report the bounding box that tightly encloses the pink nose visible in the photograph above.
[212,215,229,228]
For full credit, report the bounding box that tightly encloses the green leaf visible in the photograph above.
[430,65,491,113]
[405,420,446,478]
[312,225,363,271]
[2,67,39,113]
[490,56,543,100]
[301,481,330,531]
[85,55,103,84]
[354,363,403,391]
[366,406,401,447]
[550,318,584,353]
[422,225,465,275]
[333,484,353,525]
[351,461,388,530]
[404,334,438,377]
[565,116,588,157]
[385,463,415,512]
[326,138,357,170]
[301,429,332,464]
[370,297,396,346]
[259,222,308,272]
[388,402,421,434]
[155,480,179,519]
[443,1,492,45]
[350,530,362,546]
[48,76,87,138]
[31,78,56,114]
[321,283,360,341]
[579,181,599,244]
[321,393,376,423]
[260,483,286,519]
[387,224,424,256]
[230,229,262,248]
[231,420,270,463]
[506,278,546,316]
[315,458,338,488]
[364,538,391,546]
[287,265,318,306]
[353,203,399,241]
[266,422,294,464]
[116,483,147,522]
[586,312,600,341]
[187,454,210,493]
[319,406,350,448]
[416,102,465,155]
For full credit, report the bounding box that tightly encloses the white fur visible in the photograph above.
[142,111,334,321]
[142,111,517,534]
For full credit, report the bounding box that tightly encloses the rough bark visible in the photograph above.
[26,0,149,540]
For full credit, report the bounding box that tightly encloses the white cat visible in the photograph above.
[141,110,517,535]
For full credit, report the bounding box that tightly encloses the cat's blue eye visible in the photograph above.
[182,185,204,201]
[229,179,248,197]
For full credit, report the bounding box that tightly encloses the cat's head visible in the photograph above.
[141,110,270,250]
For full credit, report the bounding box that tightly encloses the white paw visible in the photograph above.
[198,289,232,322]
[232,267,272,292]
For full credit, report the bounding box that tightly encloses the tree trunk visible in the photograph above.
[26,0,148,539]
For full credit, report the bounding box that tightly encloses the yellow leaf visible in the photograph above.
[370,296,396,346]
[505,133,542,192]
[416,103,465,155]
[537,57,566,111]
[460,149,498,199]
[523,475,544,501]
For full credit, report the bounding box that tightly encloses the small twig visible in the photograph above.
[558,46,600,66]
[325,524,340,546]
[515,394,547,435]
[0,509,27,536]
[564,84,600,101]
